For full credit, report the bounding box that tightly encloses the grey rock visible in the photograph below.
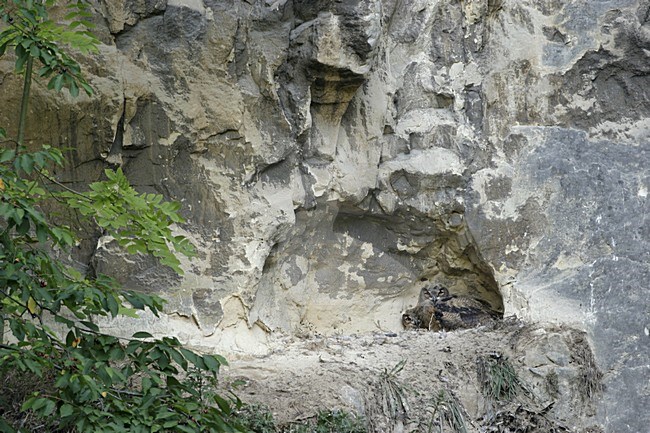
[0,0,648,431]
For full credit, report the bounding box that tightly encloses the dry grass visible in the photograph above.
[567,331,603,400]
[476,352,523,404]
[480,404,571,433]
[426,389,469,433]
[364,360,409,433]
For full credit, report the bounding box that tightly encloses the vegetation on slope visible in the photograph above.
[0,1,243,431]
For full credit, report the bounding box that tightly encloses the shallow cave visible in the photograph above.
[331,205,504,313]
[250,201,504,335]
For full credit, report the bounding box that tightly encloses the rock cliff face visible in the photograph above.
[0,0,648,431]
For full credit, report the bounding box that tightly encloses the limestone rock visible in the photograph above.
[0,1,647,431]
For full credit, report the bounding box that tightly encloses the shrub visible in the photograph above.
[0,1,242,431]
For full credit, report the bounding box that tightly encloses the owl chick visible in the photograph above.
[402,304,442,331]
[417,285,437,305]
[434,286,493,310]
[433,287,499,331]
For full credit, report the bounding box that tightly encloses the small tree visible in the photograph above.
[0,1,243,431]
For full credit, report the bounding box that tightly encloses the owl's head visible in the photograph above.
[402,309,420,329]
[434,285,450,299]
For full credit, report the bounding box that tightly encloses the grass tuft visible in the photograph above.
[232,404,366,433]
[426,389,468,433]
[568,331,603,401]
[476,352,523,403]
[234,403,277,433]
[377,360,409,423]
[283,410,366,433]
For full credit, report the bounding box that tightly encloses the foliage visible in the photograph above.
[377,360,409,421]
[60,167,196,274]
[480,405,571,433]
[283,410,366,433]
[0,364,62,432]
[234,405,366,433]
[362,360,408,433]
[234,404,277,433]
[0,0,99,97]
[426,389,468,433]
[476,353,523,403]
[0,1,243,432]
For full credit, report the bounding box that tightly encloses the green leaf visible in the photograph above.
[29,43,39,58]
[214,353,229,366]
[179,348,199,366]
[162,420,178,428]
[40,48,53,64]
[179,348,207,370]
[0,202,13,218]
[0,418,17,433]
[65,330,76,347]
[69,79,79,97]
[50,74,64,92]
[36,223,48,243]
[55,372,71,389]
[64,10,80,20]
[156,353,170,370]
[21,9,38,26]
[105,294,119,317]
[50,227,75,246]
[23,357,42,375]
[37,65,50,77]
[203,355,221,372]
[27,297,39,315]
[60,403,74,417]
[19,38,32,49]
[118,305,140,318]
[16,216,30,235]
[166,375,182,390]
[9,319,26,341]
[15,42,27,59]
[18,154,34,173]
[166,348,187,370]
[29,397,48,412]
[108,346,125,361]
[0,148,14,161]
[80,320,99,332]
[15,49,28,72]
[42,399,57,416]
[21,396,37,411]
[213,394,233,415]
[54,315,74,327]
[13,207,25,223]
[122,292,145,310]
[80,80,93,96]
[132,331,153,339]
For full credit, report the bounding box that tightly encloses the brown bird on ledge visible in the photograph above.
[432,286,499,331]
[417,285,437,305]
[402,285,442,331]
[401,303,442,331]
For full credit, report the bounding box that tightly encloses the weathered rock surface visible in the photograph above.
[222,322,603,433]
[0,0,648,431]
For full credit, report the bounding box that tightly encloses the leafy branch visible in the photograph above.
[1,0,99,144]
[0,2,243,432]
